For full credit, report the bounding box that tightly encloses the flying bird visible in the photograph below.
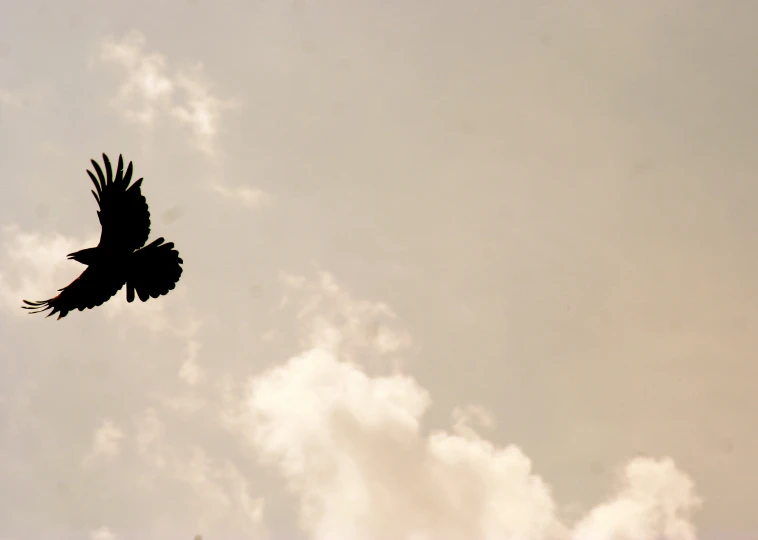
[22,154,183,319]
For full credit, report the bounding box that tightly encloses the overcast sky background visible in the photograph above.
[1,1,756,539]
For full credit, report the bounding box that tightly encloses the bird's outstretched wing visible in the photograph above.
[88,153,151,253]
[126,237,184,302]
[22,266,126,319]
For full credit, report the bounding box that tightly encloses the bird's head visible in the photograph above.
[67,247,99,265]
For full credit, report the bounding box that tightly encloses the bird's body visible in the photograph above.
[22,154,183,319]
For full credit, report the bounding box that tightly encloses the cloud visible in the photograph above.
[278,271,414,372]
[99,31,238,158]
[0,88,21,107]
[0,224,201,335]
[222,272,702,540]
[99,31,174,125]
[450,404,497,440]
[98,31,263,209]
[0,224,96,313]
[0,223,702,540]
[82,419,125,468]
[571,457,700,540]
[0,86,49,110]
[170,64,240,156]
[90,526,118,540]
[212,183,268,208]
[241,345,566,540]
[179,340,205,386]
[132,408,266,535]
[0,88,27,109]
[177,448,265,530]
[134,408,167,469]
[100,290,173,328]
[101,288,203,337]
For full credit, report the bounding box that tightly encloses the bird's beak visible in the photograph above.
[66,253,75,260]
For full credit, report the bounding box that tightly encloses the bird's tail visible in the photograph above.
[126,238,184,302]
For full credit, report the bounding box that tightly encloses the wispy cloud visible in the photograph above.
[170,63,240,156]
[0,88,27,109]
[90,526,118,540]
[98,31,174,125]
[0,224,96,313]
[81,419,125,468]
[278,271,414,368]
[0,224,201,336]
[134,408,166,469]
[212,183,268,209]
[0,86,49,110]
[98,31,263,209]
[99,31,238,158]
[132,409,266,535]
[101,288,203,338]
[179,340,206,386]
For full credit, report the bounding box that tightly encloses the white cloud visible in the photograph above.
[242,345,565,540]
[0,88,26,109]
[278,271,414,372]
[102,289,203,338]
[99,31,238,158]
[450,404,497,440]
[179,340,205,385]
[0,224,200,334]
[82,419,124,468]
[171,64,240,156]
[101,291,170,328]
[212,183,268,208]
[0,224,96,314]
[221,272,702,540]
[0,88,20,107]
[134,408,166,469]
[156,394,208,414]
[0,86,49,110]
[98,31,265,208]
[90,526,118,540]
[571,457,701,540]
[132,408,266,536]
[177,449,265,531]
[99,31,174,125]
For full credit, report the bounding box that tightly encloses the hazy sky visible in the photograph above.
[1,1,756,539]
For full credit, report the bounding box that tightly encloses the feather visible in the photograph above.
[103,153,113,186]
[114,155,124,187]
[90,159,106,188]
[87,170,102,199]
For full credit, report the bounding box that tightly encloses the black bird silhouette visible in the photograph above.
[22,153,183,319]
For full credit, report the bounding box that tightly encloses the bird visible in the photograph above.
[22,153,183,319]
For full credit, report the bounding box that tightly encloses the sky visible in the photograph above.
[0,0,756,539]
